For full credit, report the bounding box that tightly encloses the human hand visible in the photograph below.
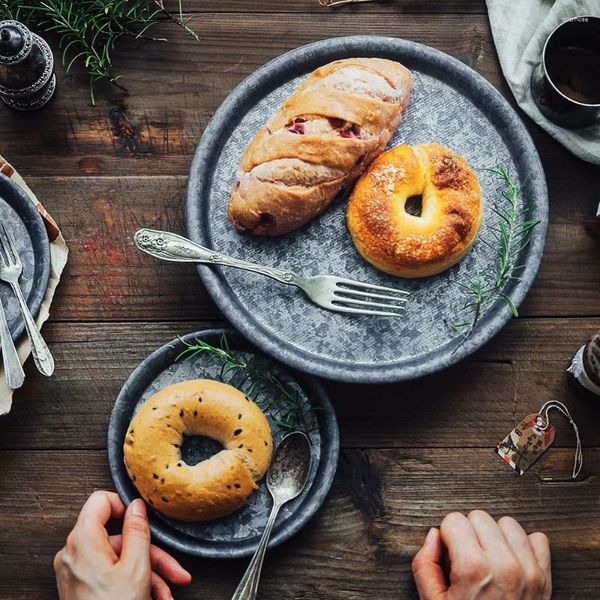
[412,511,551,600]
[54,491,192,600]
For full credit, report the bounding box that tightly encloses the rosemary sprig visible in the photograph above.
[177,335,318,435]
[0,0,199,105]
[153,0,199,42]
[450,166,540,341]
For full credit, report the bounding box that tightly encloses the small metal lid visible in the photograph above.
[583,332,600,388]
[0,20,33,65]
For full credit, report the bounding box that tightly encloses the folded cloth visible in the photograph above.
[486,0,600,166]
[0,157,68,416]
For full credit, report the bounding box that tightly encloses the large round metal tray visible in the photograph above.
[185,36,547,383]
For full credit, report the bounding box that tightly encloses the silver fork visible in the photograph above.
[134,229,409,317]
[0,293,24,389]
[0,222,54,376]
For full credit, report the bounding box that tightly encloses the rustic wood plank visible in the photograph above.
[39,175,218,322]
[0,447,598,599]
[0,4,597,599]
[22,170,599,322]
[164,0,488,14]
[2,318,599,450]
[1,13,500,178]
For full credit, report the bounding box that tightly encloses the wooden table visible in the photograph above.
[0,1,599,598]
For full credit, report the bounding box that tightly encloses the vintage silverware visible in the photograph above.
[0,222,54,376]
[134,228,409,317]
[231,431,312,600]
[0,293,24,389]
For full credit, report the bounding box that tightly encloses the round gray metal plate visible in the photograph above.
[185,36,548,383]
[107,329,339,559]
[0,173,50,344]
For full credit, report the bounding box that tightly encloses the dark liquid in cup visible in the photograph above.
[547,46,600,104]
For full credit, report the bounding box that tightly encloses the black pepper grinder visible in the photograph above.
[0,20,56,111]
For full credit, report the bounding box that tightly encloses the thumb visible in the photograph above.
[119,498,151,569]
[412,528,448,600]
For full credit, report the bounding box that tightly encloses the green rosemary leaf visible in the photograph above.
[498,292,519,317]
[176,336,318,435]
[0,0,199,104]
[450,167,539,342]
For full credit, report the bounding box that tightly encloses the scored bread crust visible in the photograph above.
[228,58,413,236]
[123,379,273,522]
[347,143,482,278]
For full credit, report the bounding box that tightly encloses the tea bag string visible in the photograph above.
[539,401,583,478]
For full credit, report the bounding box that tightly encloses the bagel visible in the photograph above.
[347,143,482,278]
[123,379,273,522]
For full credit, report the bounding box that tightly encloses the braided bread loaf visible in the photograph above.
[228,58,413,236]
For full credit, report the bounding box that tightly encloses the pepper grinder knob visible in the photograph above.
[1,25,21,53]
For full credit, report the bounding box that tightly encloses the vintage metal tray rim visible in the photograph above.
[185,35,548,383]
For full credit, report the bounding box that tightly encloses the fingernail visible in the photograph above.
[425,527,437,545]
[131,499,146,517]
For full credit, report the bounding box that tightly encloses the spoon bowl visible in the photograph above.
[267,431,312,505]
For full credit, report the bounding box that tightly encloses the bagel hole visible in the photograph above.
[405,195,423,217]
[180,435,223,466]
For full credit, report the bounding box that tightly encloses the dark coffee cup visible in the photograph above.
[531,15,600,129]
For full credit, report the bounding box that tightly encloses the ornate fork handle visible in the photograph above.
[134,229,300,287]
[0,299,24,389]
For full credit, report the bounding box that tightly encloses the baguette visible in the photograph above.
[228,58,413,236]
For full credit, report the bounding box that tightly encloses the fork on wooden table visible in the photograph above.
[0,222,54,376]
[134,229,409,317]
[0,282,24,389]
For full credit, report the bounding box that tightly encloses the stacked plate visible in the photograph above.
[0,173,50,382]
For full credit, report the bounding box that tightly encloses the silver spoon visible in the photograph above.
[231,431,312,600]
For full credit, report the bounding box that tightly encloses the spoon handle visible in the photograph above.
[231,502,281,600]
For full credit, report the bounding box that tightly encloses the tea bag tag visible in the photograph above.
[497,414,555,476]
[496,401,582,478]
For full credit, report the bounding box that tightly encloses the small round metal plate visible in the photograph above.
[185,36,548,383]
[0,173,50,344]
[107,329,340,559]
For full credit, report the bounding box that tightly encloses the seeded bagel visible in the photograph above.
[123,379,273,522]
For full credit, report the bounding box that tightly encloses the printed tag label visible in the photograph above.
[496,413,556,475]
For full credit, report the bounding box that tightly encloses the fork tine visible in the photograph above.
[335,277,410,296]
[0,223,10,265]
[0,221,13,253]
[2,222,19,264]
[332,297,405,312]
[334,287,409,303]
[330,304,404,317]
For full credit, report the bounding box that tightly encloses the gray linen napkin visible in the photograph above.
[486,0,600,165]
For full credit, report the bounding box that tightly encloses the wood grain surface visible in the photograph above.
[0,1,599,599]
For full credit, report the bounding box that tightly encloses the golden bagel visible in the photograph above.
[347,143,482,278]
[123,379,272,522]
